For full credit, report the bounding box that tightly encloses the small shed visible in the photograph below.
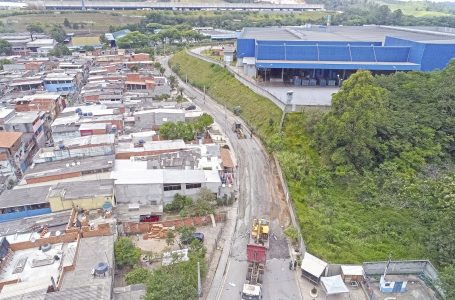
[380,275,407,293]
[341,265,365,284]
[321,275,350,299]
[300,252,327,284]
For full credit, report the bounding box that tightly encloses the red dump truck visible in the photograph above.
[241,219,269,300]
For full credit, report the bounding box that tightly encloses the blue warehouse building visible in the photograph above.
[236,26,455,86]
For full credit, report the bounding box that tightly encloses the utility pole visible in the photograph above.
[203,85,206,103]
[197,261,202,297]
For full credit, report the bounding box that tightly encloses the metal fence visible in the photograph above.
[186,48,286,111]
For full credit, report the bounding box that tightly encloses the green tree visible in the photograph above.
[63,18,71,28]
[0,39,11,55]
[166,230,176,247]
[49,25,66,43]
[114,237,141,269]
[125,267,150,285]
[0,59,11,70]
[439,265,455,299]
[48,44,71,57]
[169,75,177,89]
[159,121,195,141]
[192,113,214,134]
[146,244,207,299]
[177,225,196,246]
[181,187,216,217]
[117,31,149,49]
[164,194,193,213]
[83,45,95,52]
[159,66,166,76]
[26,23,44,40]
[316,71,389,174]
[99,33,108,45]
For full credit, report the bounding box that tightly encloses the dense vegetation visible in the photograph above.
[159,113,214,141]
[164,188,216,217]
[125,239,208,300]
[110,10,327,33]
[114,237,141,269]
[170,51,455,296]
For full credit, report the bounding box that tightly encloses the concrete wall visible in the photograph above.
[363,259,440,294]
[48,194,115,212]
[52,131,80,144]
[122,213,227,234]
[116,182,220,206]
[115,183,163,205]
[33,145,115,163]
[9,231,79,251]
[134,111,155,129]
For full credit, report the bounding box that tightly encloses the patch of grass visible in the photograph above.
[377,0,451,17]
[0,11,142,34]
[71,36,101,46]
[169,51,281,140]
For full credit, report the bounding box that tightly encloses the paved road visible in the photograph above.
[159,56,301,300]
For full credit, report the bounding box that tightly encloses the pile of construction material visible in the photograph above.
[143,224,174,240]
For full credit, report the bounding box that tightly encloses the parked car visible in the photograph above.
[181,232,205,245]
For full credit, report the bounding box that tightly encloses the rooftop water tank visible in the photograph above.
[41,243,51,252]
[94,262,108,275]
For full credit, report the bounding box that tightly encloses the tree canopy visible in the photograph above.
[0,39,11,55]
[48,44,71,57]
[114,237,141,269]
[49,25,66,43]
[26,23,44,40]
[117,31,149,49]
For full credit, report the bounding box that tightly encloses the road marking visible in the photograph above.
[216,260,231,300]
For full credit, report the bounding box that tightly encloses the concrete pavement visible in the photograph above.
[160,55,301,300]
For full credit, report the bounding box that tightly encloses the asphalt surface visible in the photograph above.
[159,56,301,300]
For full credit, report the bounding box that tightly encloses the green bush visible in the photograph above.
[125,268,150,285]
[114,237,141,269]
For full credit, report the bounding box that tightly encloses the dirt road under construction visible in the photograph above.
[160,56,301,300]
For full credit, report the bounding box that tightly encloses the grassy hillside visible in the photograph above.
[0,11,143,34]
[169,51,434,264]
[169,51,282,140]
[376,0,451,17]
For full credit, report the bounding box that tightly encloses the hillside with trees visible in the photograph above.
[281,66,455,295]
[170,51,455,297]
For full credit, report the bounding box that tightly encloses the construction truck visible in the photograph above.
[232,122,245,139]
[241,218,269,300]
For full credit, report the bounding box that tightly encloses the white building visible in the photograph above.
[111,159,222,207]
